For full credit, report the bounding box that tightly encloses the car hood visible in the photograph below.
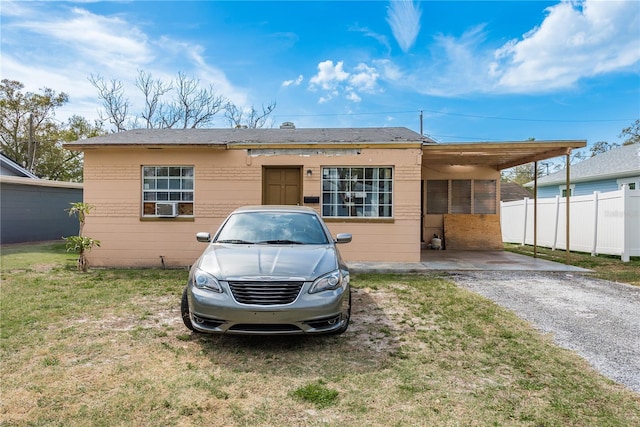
[196,244,340,280]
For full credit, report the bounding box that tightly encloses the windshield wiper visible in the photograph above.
[216,239,254,244]
[257,239,303,245]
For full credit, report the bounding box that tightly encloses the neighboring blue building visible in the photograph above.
[1,153,83,244]
[526,143,640,198]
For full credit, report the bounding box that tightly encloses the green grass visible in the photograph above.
[1,243,639,426]
[504,243,640,286]
[292,380,339,408]
[0,241,77,271]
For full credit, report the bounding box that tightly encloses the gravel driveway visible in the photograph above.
[450,271,640,394]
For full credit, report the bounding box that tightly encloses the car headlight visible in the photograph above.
[192,268,222,293]
[309,270,348,294]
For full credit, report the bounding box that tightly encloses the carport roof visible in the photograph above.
[423,140,586,170]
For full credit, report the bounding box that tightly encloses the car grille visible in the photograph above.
[228,281,304,305]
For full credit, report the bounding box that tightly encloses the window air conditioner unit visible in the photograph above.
[156,202,178,217]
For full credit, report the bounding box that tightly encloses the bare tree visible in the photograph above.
[88,74,129,132]
[225,101,277,129]
[134,70,171,129]
[89,70,276,131]
[165,72,226,129]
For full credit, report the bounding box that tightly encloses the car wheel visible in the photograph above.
[181,287,194,331]
[330,288,351,335]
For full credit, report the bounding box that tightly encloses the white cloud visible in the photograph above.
[308,60,381,103]
[386,0,422,53]
[0,2,248,122]
[377,0,639,97]
[349,24,391,53]
[373,59,404,82]
[491,0,640,92]
[380,25,493,97]
[14,7,154,72]
[349,63,379,93]
[309,60,350,90]
[282,75,304,87]
[345,92,362,103]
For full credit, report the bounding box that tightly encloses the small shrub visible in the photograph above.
[63,202,100,272]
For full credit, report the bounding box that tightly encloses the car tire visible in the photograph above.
[330,289,351,335]
[181,287,195,331]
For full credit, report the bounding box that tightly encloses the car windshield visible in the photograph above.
[215,211,330,245]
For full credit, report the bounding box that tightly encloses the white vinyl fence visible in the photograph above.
[501,186,640,262]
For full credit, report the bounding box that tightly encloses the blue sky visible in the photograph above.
[2,0,639,151]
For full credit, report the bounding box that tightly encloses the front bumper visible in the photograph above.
[186,280,350,335]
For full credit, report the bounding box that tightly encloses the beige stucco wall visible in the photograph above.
[82,146,422,267]
[421,164,501,246]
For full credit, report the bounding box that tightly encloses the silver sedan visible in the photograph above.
[181,205,352,335]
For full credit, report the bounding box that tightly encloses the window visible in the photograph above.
[559,184,574,197]
[451,180,471,213]
[617,178,639,190]
[474,180,497,214]
[426,179,496,214]
[142,166,194,217]
[426,180,448,214]
[322,167,393,218]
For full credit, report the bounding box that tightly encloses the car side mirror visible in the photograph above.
[196,232,212,242]
[335,233,352,244]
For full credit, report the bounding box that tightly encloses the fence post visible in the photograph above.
[522,197,529,245]
[552,195,560,250]
[621,184,630,262]
[591,191,599,256]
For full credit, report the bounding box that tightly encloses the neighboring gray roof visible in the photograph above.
[500,182,533,202]
[0,153,39,178]
[530,143,640,186]
[65,127,433,147]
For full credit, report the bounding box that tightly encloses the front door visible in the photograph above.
[263,167,302,205]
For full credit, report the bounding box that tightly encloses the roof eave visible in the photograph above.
[63,143,228,151]
[227,141,423,149]
[530,170,640,187]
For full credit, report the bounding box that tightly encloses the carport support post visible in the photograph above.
[534,161,538,258]
[565,150,571,264]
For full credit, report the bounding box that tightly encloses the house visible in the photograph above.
[0,153,83,244]
[1,152,39,179]
[527,143,640,198]
[64,127,585,267]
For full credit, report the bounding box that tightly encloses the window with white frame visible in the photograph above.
[142,166,194,217]
[617,177,639,190]
[559,184,574,197]
[322,167,393,218]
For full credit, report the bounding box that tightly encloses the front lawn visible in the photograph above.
[1,242,638,425]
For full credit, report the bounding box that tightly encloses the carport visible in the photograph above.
[420,139,586,258]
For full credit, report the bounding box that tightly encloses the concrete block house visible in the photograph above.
[65,126,584,267]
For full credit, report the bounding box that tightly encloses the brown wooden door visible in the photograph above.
[263,167,301,205]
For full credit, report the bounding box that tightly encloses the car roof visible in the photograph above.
[231,205,319,215]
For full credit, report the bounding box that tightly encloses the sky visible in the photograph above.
[1,0,639,152]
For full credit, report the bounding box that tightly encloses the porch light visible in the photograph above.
[306,169,313,177]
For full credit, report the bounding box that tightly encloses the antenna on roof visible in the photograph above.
[420,110,423,136]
